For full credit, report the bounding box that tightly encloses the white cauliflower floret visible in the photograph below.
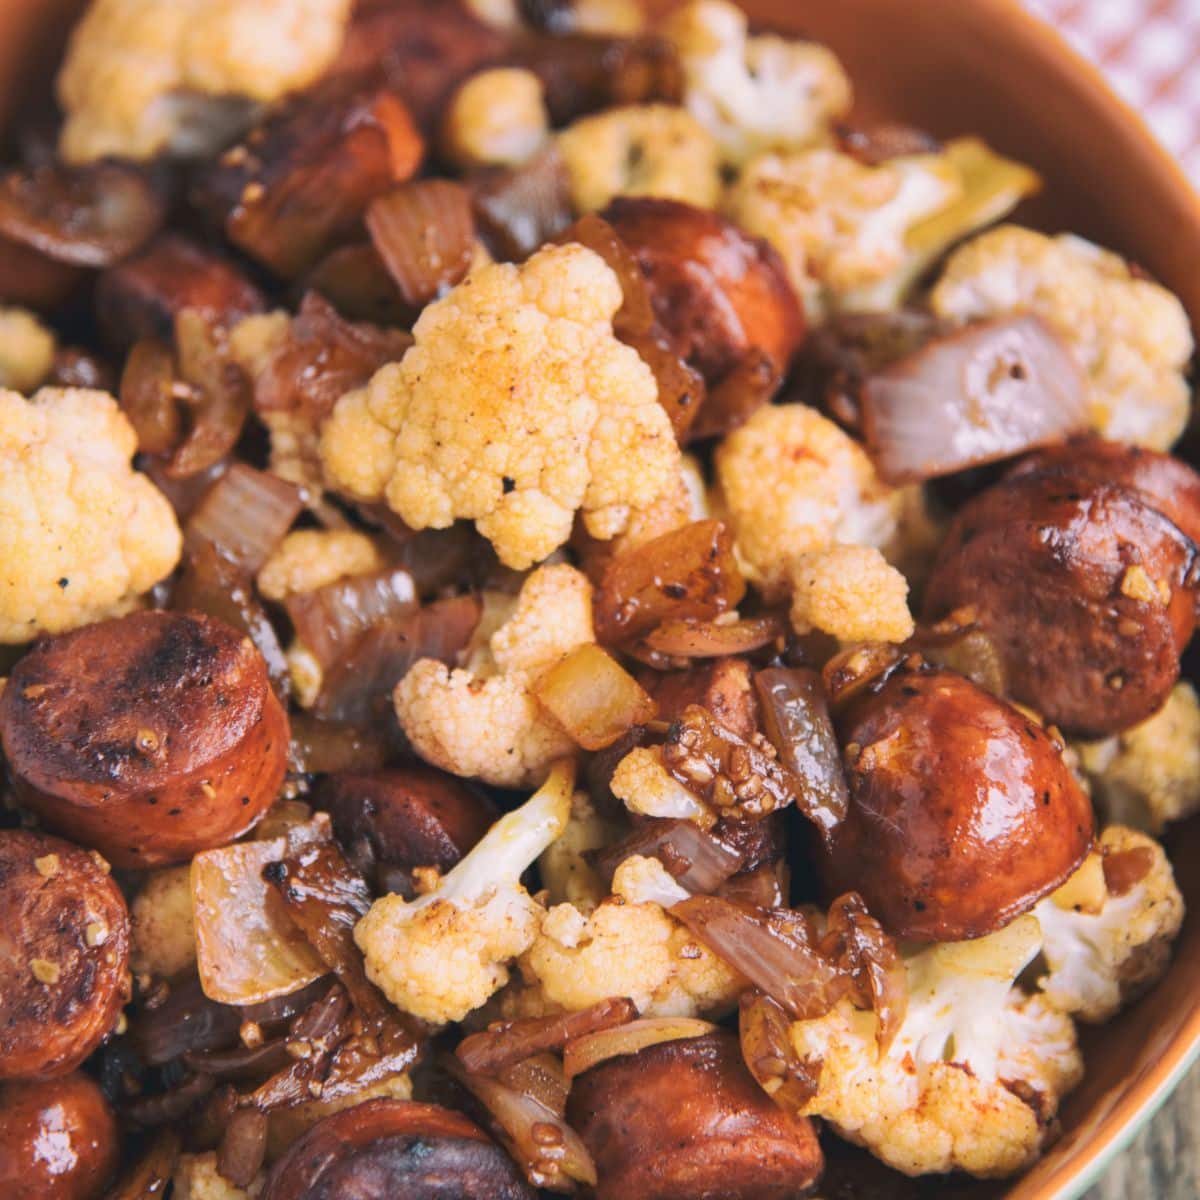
[1076,683,1200,833]
[665,0,851,165]
[172,1152,263,1200]
[516,855,743,1018]
[320,244,679,570]
[355,761,574,1025]
[130,865,196,981]
[557,104,722,213]
[931,225,1194,450]
[0,388,181,643]
[257,529,385,602]
[443,68,549,169]
[56,0,354,163]
[714,403,900,599]
[395,563,594,787]
[788,545,913,644]
[538,790,622,913]
[609,744,712,826]
[0,308,56,394]
[1034,825,1184,1023]
[792,916,1082,1178]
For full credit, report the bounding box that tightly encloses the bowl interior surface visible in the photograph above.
[4,2,1200,1198]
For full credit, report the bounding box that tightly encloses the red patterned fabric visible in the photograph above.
[1026,0,1200,183]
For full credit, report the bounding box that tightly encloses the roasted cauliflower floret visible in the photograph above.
[792,916,1082,1178]
[173,1153,262,1200]
[0,388,181,643]
[1034,826,1184,1023]
[395,563,594,787]
[538,790,622,913]
[355,762,574,1026]
[56,0,354,164]
[130,865,196,981]
[665,0,851,164]
[931,226,1194,450]
[320,244,679,570]
[256,529,385,602]
[443,68,549,169]
[609,744,712,826]
[1076,683,1200,833]
[0,308,56,394]
[714,403,900,599]
[788,544,913,643]
[557,104,722,213]
[516,855,744,1018]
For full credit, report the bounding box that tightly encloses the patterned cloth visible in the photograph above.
[1025,0,1200,184]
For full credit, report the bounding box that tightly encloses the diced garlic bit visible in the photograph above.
[0,308,57,394]
[443,68,550,169]
[787,545,914,644]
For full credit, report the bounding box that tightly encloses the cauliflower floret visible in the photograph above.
[665,0,851,165]
[395,563,593,788]
[538,790,622,913]
[173,1152,263,1200]
[1076,683,1200,833]
[714,403,900,600]
[788,545,913,643]
[931,226,1194,450]
[0,308,56,394]
[557,104,722,214]
[0,388,182,643]
[516,855,744,1018]
[56,0,354,163]
[257,529,385,602]
[609,744,711,826]
[792,916,1082,1178]
[1034,826,1184,1023]
[320,244,679,570]
[130,865,196,981]
[355,761,574,1025]
[443,68,549,169]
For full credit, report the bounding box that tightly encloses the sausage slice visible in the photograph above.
[0,831,130,1081]
[1,611,289,867]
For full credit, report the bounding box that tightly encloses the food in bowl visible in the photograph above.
[0,0,1194,1195]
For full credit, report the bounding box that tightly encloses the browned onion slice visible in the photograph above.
[0,161,164,267]
[102,1130,180,1200]
[738,991,821,1112]
[913,612,1008,698]
[469,146,572,262]
[861,314,1088,484]
[287,713,389,776]
[562,1016,716,1080]
[185,463,303,574]
[595,818,744,894]
[217,1107,268,1188]
[119,338,180,455]
[304,242,409,326]
[688,348,779,442]
[643,613,784,659]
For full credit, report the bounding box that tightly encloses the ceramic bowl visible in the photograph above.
[3,1,1199,1197]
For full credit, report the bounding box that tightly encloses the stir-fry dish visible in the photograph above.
[0,0,1196,1196]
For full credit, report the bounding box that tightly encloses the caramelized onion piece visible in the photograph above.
[914,612,1008,697]
[367,179,476,308]
[533,643,658,750]
[192,817,331,1006]
[119,338,180,455]
[304,242,408,326]
[103,1130,180,1200]
[644,614,784,659]
[754,667,849,836]
[689,349,780,442]
[185,464,303,574]
[458,998,638,1076]
[0,161,163,267]
[562,1017,716,1080]
[738,991,821,1113]
[288,713,389,775]
[218,1106,268,1189]
[595,519,745,646]
[861,315,1088,484]
[469,146,572,262]
[596,818,743,894]
[622,325,707,442]
[836,122,941,166]
[131,976,242,1067]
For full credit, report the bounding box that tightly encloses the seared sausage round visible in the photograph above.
[567,1030,823,1200]
[262,1099,534,1200]
[821,665,1093,941]
[0,831,131,1081]
[0,1073,119,1200]
[0,611,289,868]
[924,466,1199,736]
[604,197,804,382]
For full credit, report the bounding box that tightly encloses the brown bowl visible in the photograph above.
[3,1,1200,1197]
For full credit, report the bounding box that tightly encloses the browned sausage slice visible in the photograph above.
[262,1099,535,1200]
[0,831,131,1081]
[604,197,805,383]
[821,666,1093,941]
[924,468,1198,735]
[567,1030,823,1200]
[1,611,289,868]
[0,1072,119,1200]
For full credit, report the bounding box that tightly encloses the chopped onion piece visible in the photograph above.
[739,991,821,1113]
[644,613,784,659]
[185,463,303,574]
[102,1130,180,1200]
[217,1107,267,1188]
[595,818,743,894]
[287,713,388,775]
[861,315,1088,484]
[119,339,180,455]
[469,146,572,261]
[497,1053,571,1117]
[192,817,331,1005]
[533,643,657,750]
[689,348,779,442]
[916,612,1008,697]
[562,1017,716,1080]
